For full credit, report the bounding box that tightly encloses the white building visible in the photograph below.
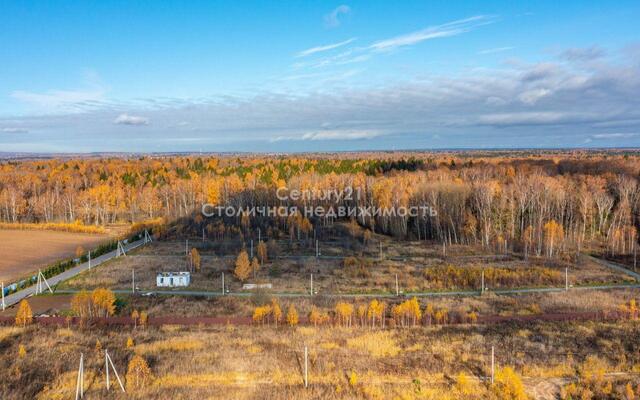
[156,272,190,287]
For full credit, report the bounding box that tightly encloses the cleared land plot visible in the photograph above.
[59,238,633,294]
[0,229,110,283]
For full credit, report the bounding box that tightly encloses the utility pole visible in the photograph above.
[221,272,225,296]
[635,243,637,272]
[36,270,53,295]
[310,274,314,296]
[1,282,5,311]
[250,240,254,259]
[481,270,485,294]
[132,269,136,293]
[185,239,189,256]
[75,353,84,400]
[304,346,308,388]
[88,251,91,270]
[258,228,261,243]
[104,350,125,392]
[315,240,319,258]
[565,267,568,291]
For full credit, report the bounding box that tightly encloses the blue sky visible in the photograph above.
[1,1,639,153]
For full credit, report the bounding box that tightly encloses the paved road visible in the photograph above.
[3,238,147,308]
[587,255,640,280]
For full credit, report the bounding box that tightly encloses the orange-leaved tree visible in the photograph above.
[286,304,299,327]
[15,299,33,327]
[234,250,251,281]
[126,355,153,391]
[190,248,201,272]
[91,288,116,317]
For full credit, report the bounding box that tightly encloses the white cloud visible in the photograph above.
[369,15,496,52]
[518,88,551,105]
[1,127,28,133]
[591,133,637,139]
[560,46,605,62]
[302,130,382,140]
[478,46,514,55]
[4,44,640,151]
[272,130,383,141]
[486,96,507,106]
[114,114,149,126]
[478,112,589,126]
[295,38,356,58]
[324,5,350,28]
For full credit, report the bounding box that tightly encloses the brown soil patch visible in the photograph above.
[0,229,109,283]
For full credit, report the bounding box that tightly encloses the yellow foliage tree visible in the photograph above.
[190,248,201,272]
[367,299,385,328]
[543,219,564,258]
[234,250,251,281]
[492,367,528,400]
[391,297,422,327]
[253,305,272,325]
[257,240,268,264]
[271,298,282,327]
[335,302,354,327]
[308,306,321,327]
[286,304,299,326]
[126,355,153,391]
[71,290,92,318]
[18,344,26,358]
[251,257,260,277]
[126,336,134,348]
[139,311,148,328]
[91,288,116,317]
[15,299,33,327]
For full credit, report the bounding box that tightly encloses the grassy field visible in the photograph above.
[0,229,110,283]
[2,320,640,399]
[5,224,640,399]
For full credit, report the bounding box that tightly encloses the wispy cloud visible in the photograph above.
[271,129,383,142]
[302,129,382,140]
[369,15,497,52]
[295,38,357,58]
[11,88,105,113]
[478,46,514,55]
[114,114,149,126]
[1,127,28,133]
[518,88,551,105]
[324,5,350,28]
[4,44,640,151]
[591,132,637,139]
[560,46,605,62]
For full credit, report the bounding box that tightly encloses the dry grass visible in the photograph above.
[2,320,640,399]
[58,237,630,296]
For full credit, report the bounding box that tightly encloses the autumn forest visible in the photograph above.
[1,152,638,259]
